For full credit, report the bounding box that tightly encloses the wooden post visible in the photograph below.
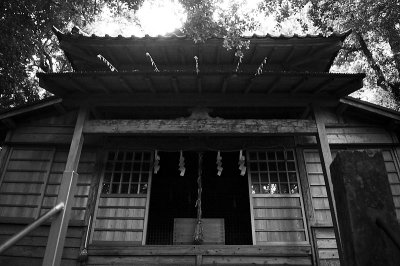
[312,105,344,265]
[43,106,88,266]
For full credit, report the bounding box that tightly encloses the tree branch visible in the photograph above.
[354,32,400,98]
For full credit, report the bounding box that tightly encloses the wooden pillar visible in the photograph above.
[43,106,88,266]
[312,105,344,265]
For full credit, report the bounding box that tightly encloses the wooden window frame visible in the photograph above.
[247,149,309,245]
[90,149,154,245]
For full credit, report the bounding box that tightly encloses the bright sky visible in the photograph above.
[87,0,280,37]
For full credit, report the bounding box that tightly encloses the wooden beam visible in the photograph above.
[336,103,348,117]
[340,97,400,121]
[0,98,62,120]
[144,77,156,93]
[83,118,317,135]
[119,77,134,93]
[284,46,296,64]
[179,47,186,65]
[68,77,88,93]
[313,78,334,95]
[197,77,202,93]
[266,77,281,94]
[300,105,311,119]
[221,75,237,93]
[43,106,88,266]
[215,46,221,65]
[312,104,344,265]
[171,77,179,93]
[250,45,258,64]
[94,77,110,94]
[291,44,338,67]
[123,45,135,64]
[335,79,363,97]
[63,93,339,108]
[161,46,169,65]
[2,118,16,128]
[291,77,307,94]
[54,103,67,114]
[244,78,254,94]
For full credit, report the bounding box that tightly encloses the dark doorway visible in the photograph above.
[146,151,252,245]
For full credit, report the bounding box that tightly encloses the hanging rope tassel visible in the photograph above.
[238,149,247,176]
[179,150,185,176]
[194,56,199,74]
[97,54,118,72]
[255,56,268,76]
[235,55,243,72]
[193,152,204,244]
[146,52,160,72]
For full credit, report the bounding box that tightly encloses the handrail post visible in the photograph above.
[43,106,87,266]
[0,203,64,254]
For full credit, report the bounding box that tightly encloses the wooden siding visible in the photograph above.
[40,150,96,220]
[326,126,393,144]
[382,149,400,221]
[0,146,95,221]
[92,196,146,243]
[8,111,76,144]
[313,228,339,266]
[0,223,83,266]
[0,147,54,218]
[252,196,307,243]
[303,150,339,266]
[247,150,309,245]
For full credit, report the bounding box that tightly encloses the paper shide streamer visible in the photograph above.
[179,150,186,176]
[255,57,268,76]
[216,151,223,176]
[153,150,160,174]
[97,54,118,72]
[235,55,243,72]
[194,56,199,74]
[238,150,246,176]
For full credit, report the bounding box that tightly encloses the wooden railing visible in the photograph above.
[0,202,65,254]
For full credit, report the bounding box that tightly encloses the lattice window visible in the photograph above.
[247,149,308,244]
[92,150,153,243]
[248,150,299,195]
[101,151,152,195]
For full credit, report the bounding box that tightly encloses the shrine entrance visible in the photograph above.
[146,151,252,245]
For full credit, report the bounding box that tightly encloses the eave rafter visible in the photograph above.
[266,76,281,94]
[313,78,334,95]
[119,76,134,93]
[171,77,179,93]
[144,77,156,93]
[94,76,110,93]
[291,77,308,94]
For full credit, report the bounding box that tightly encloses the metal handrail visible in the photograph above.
[376,217,400,251]
[0,202,64,254]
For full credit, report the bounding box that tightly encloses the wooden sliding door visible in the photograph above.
[91,150,153,244]
[247,150,308,244]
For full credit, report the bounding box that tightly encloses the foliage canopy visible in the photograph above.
[1,0,399,110]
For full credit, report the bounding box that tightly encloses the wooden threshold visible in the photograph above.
[88,244,312,257]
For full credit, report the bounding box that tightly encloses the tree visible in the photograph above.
[0,0,143,111]
[1,0,399,110]
[259,0,400,108]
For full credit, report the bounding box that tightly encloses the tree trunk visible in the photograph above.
[354,32,400,99]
